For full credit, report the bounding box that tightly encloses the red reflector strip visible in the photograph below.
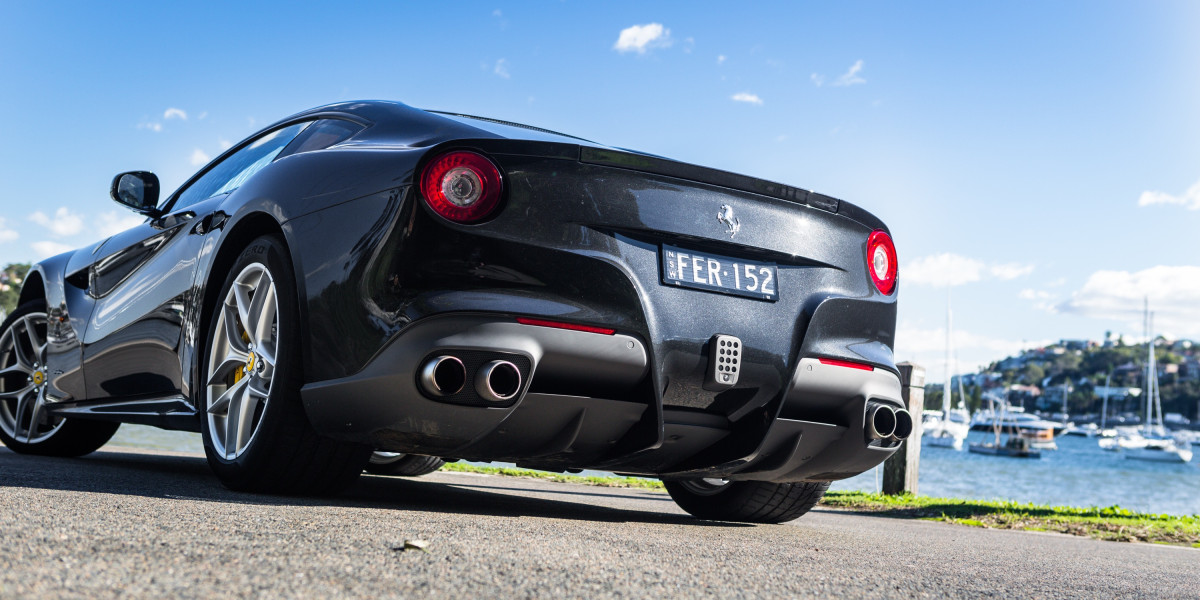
[818,358,874,371]
[516,317,616,335]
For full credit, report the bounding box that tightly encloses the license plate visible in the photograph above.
[661,244,778,301]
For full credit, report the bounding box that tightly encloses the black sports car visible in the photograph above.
[0,101,907,523]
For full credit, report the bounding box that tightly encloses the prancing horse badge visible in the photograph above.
[717,204,740,237]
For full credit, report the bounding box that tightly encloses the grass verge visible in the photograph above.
[440,462,665,490]
[818,491,1199,547]
[438,463,1199,547]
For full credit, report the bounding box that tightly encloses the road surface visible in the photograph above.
[1,446,1195,598]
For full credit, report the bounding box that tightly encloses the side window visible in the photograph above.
[278,119,363,159]
[169,121,311,210]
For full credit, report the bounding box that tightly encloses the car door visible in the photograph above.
[80,121,313,402]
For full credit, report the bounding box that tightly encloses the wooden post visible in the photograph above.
[883,362,924,495]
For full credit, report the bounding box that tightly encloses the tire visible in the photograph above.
[199,235,371,495]
[365,452,445,476]
[664,478,830,524]
[0,301,120,456]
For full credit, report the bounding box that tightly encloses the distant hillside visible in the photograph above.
[928,338,1200,422]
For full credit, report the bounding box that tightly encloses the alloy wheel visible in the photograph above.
[206,263,279,460]
[677,478,732,496]
[0,312,64,444]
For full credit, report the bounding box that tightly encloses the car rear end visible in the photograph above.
[296,110,907,484]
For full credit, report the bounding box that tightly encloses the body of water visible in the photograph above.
[833,431,1199,516]
[106,425,1200,516]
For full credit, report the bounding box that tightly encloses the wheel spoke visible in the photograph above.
[0,383,34,400]
[247,277,276,351]
[225,384,261,460]
[246,375,270,399]
[23,318,45,363]
[256,341,275,370]
[232,279,255,335]
[207,377,246,417]
[0,362,31,378]
[9,328,34,370]
[22,397,45,443]
[12,389,33,440]
[221,304,249,354]
[207,348,249,387]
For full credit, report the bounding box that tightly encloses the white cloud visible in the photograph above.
[198,111,208,120]
[905,254,1036,287]
[218,138,233,150]
[903,253,984,287]
[990,262,1035,280]
[717,55,726,65]
[810,73,825,87]
[492,8,502,17]
[895,322,1052,375]
[1137,178,1200,210]
[832,59,866,86]
[1057,266,1200,337]
[731,92,763,105]
[96,212,147,238]
[31,241,73,258]
[494,58,510,79]
[138,121,163,133]
[613,23,672,54]
[0,218,18,243]
[29,207,84,237]
[191,148,211,166]
[1018,288,1057,313]
[163,107,187,121]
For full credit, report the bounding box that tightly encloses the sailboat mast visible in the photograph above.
[944,288,952,419]
[1144,298,1151,432]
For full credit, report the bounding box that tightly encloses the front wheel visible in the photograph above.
[663,478,830,524]
[199,235,371,495]
[0,301,119,456]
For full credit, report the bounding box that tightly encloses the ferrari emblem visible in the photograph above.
[717,205,740,237]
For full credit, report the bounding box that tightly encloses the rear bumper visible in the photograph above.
[300,314,905,482]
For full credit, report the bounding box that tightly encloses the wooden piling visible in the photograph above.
[883,362,924,495]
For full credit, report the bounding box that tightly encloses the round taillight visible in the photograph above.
[419,151,503,223]
[867,230,897,295]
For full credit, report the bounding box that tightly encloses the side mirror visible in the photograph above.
[110,171,162,217]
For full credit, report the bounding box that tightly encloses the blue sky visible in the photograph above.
[1,1,1198,381]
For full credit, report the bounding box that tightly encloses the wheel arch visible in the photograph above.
[196,212,310,401]
[17,270,46,307]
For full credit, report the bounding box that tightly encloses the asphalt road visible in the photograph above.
[1,446,1196,599]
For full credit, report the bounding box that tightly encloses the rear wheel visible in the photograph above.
[0,301,119,456]
[365,452,446,477]
[199,235,371,495]
[664,478,830,524]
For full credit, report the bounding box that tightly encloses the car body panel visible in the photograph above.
[22,100,903,481]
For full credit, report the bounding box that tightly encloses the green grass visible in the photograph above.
[821,490,1200,547]
[440,462,666,490]
[437,463,1199,546]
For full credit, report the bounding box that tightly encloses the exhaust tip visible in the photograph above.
[420,356,466,397]
[892,408,914,440]
[476,360,522,403]
[866,402,897,440]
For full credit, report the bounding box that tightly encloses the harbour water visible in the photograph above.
[833,431,1199,516]
[106,425,1200,516]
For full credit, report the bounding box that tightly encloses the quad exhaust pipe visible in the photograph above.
[866,401,913,443]
[419,356,467,397]
[419,355,523,404]
[476,360,522,403]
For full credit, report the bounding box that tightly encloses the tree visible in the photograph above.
[0,263,31,315]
